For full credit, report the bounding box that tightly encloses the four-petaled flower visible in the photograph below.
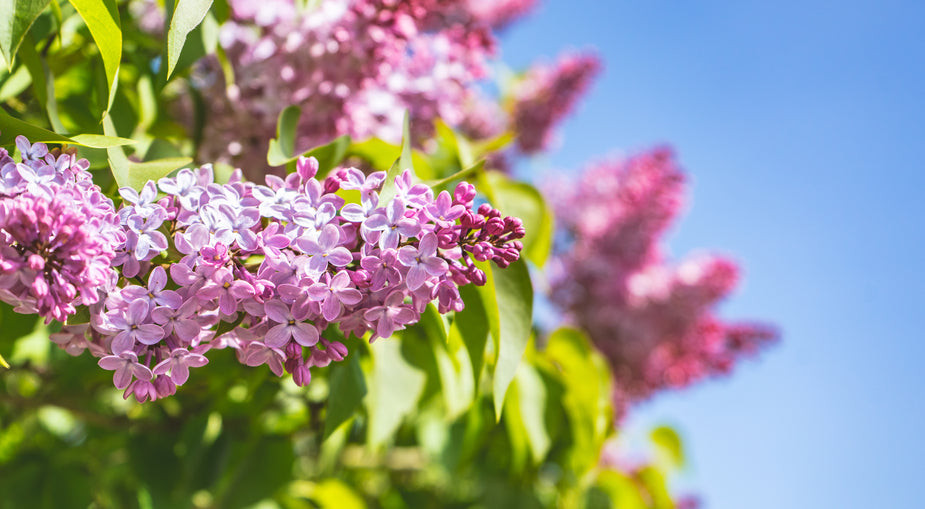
[264,299,320,347]
[398,233,449,290]
[98,351,154,389]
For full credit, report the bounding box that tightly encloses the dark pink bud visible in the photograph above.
[323,176,341,194]
[470,269,487,286]
[292,364,312,387]
[485,217,505,235]
[453,182,476,205]
[27,254,44,270]
[297,156,319,180]
[154,375,177,398]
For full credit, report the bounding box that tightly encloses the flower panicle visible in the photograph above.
[1,134,524,402]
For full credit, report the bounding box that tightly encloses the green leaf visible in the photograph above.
[126,157,193,190]
[0,109,134,147]
[378,110,413,203]
[302,134,352,176]
[512,361,551,463]
[423,159,484,191]
[452,284,489,388]
[267,104,300,166]
[544,327,613,475]
[486,171,554,266]
[0,0,50,69]
[69,0,121,112]
[348,136,400,171]
[267,106,352,172]
[166,0,214,79]
[0,65,30,101]
[419,304,473,419]
[102,118,186,190]
[366,337,426,447]
[0,352,8,369]
[650,425,685,469]
[18,32,64,132]
[304,479,367,509]
[218,436,295,509]
[486,258,533,420]
[323,354,367,440]
[593,470,648,509]
[68,134,136,148]
[102,115,129,186]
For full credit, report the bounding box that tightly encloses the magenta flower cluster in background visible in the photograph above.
[0,135,524,402]
[507,52,601,154]
[192,0,503,174]
[546,148,776,419]
[150,0,596,176]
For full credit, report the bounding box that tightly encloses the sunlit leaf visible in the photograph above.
[366,336,425,447]
[126,157,193,190]
[303,135,352,176]
[266,104,300,166]
[166,0,214,79]
[651,425,686,469]
[0,110,134,147]
[0,0,50,69]
[487,171,554,267]
[485,258,533,420]
[302,479,367,509]
[348,136,400,170]
[544,327,613,475]
[69,0,121,112]
[452,283,489,389]
[512,361,551,463]
[593,470,648,509]
[424,159,485,191]
[379,110,413,203]
[18,33,65,132]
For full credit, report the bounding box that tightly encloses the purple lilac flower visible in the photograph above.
[107,299,165,353]
[364,198,419,249]
[296,223,352,272]
[153,348,209,385]
[264,299,320,347]
[98,351,154,390]
[398,233,449,290]
[307,272,362,321]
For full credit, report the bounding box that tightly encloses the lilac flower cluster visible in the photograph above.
[458,51,602,172]
[0,136,123,323]
[21,145,524,401]
[546,148,776,419]
[184,0,516,177]
[508,52,601,154]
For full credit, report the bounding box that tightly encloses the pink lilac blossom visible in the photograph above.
[188,0,503,177]
[4,132,524,402]
[0,136,123,323]
[547,148,776,419]
[509,52,601,154]
[465,0,538,30]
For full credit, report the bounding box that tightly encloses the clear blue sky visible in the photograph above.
[500,1,925,508]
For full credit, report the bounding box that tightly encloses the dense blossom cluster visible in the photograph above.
[547,148,776,418]
[187,0,527,176]
[0,136,123,323]
[508,52,601,154]
[1,135,523,402]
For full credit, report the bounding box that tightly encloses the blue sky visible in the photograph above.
[500,1,925,508]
